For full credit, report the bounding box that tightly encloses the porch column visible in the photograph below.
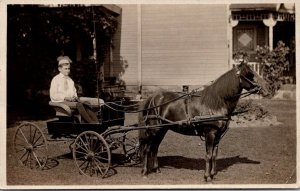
[228,15,238,68]
[137,4,142,91]
[263,13,277,51]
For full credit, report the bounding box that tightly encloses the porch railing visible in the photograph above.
[232,61,262,76]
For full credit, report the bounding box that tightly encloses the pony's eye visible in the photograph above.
[247,72,254,80]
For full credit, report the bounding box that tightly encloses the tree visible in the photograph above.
[7,5,119,107]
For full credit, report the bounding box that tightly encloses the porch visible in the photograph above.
[229,3,295,83]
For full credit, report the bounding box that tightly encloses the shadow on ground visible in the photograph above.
[158,155,260,172]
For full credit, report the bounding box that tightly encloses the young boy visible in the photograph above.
[50,58,100,123]
[50,59,78,103]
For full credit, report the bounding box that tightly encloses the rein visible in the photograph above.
[103,90,201,113]
[232,74,262,99]
[104,76,260,113]
[104,68,262,135]
[234,86,262,99]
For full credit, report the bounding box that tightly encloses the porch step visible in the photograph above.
[273,90,296,100]
[273,84,296,100]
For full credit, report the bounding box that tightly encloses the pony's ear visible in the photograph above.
[238,60,245,66]
[236,60,248,71]
[236,61,248,75]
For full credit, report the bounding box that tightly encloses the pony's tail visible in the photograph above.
[138,94,154,159]
[138,93,154,128]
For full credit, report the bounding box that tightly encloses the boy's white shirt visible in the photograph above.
[49,73,77,102]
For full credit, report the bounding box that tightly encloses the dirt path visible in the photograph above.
[6,99,296,188]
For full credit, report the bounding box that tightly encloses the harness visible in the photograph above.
[140,67,262,141]
[104,67,262,142]
[234,74,262,98]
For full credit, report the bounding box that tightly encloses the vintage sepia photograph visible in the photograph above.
[1,1,298,189]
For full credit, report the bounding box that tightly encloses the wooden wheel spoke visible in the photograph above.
[79,159,88,168]
[91,139,98,151]
[94,143,104,153]
[83,160,91,173]
[19,150,29,161]
[34,144,46,150]
[94,154,109,162]
[15,142,26,148]
[32,127,37,144]
[84,134,91,150]
[29,125,32,143]
[97,144,108,153]
[94,157,108,166]
[15,147,26,153]
[19,129,29,144]
[90,160,97,176]
[89,136,94,151]
[75,150,88,156]
[32,151,43,168]
[32,134,42,146]
[16,134,27,144]
[75,156,86,160]
[24,151,32,166]
[75,141,89,153]
[94,158,106,175]
[96,149,109,156]
[79,137,90,152]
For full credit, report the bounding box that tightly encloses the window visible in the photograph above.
[234,27,256,52]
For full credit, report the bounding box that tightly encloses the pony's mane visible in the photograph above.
[199,67,241,110]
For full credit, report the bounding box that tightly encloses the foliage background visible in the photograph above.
[233,41,291,97]
[256,41,290,95]
[7,5,118,114]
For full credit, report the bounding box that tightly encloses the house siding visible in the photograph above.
[119,4,229,89]
[118,5,139,86]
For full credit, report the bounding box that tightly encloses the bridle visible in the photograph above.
[235,68,263,99]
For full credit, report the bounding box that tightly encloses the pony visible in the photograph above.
[138,62,271,181]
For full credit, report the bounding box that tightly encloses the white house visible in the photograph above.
[102,4,295,97]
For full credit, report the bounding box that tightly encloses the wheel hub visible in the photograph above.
[86,152,95,160]
[25,144,33,152]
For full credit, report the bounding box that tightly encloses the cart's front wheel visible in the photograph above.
[122,131,141,163]
[72,131,111,178]
[13,122,48,169]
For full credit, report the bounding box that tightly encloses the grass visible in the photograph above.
[6,99,297,187]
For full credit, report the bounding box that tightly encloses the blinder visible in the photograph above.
[235,66,263,97]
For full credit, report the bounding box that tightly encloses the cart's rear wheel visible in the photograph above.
[13,122,48,169]
[72,131,111,178]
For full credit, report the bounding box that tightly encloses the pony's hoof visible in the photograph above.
[204,175,213,182]
[141,169,148,177]
[154,168,161,173]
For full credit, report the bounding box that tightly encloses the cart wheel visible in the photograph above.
[122,131,140,163]
[13,122,48,169]
[72,131,111,178]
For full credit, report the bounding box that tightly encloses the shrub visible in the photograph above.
[256,41,290,95]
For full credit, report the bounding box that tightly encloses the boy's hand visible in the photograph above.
[73,96,79,102]
[64,96,78,102]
